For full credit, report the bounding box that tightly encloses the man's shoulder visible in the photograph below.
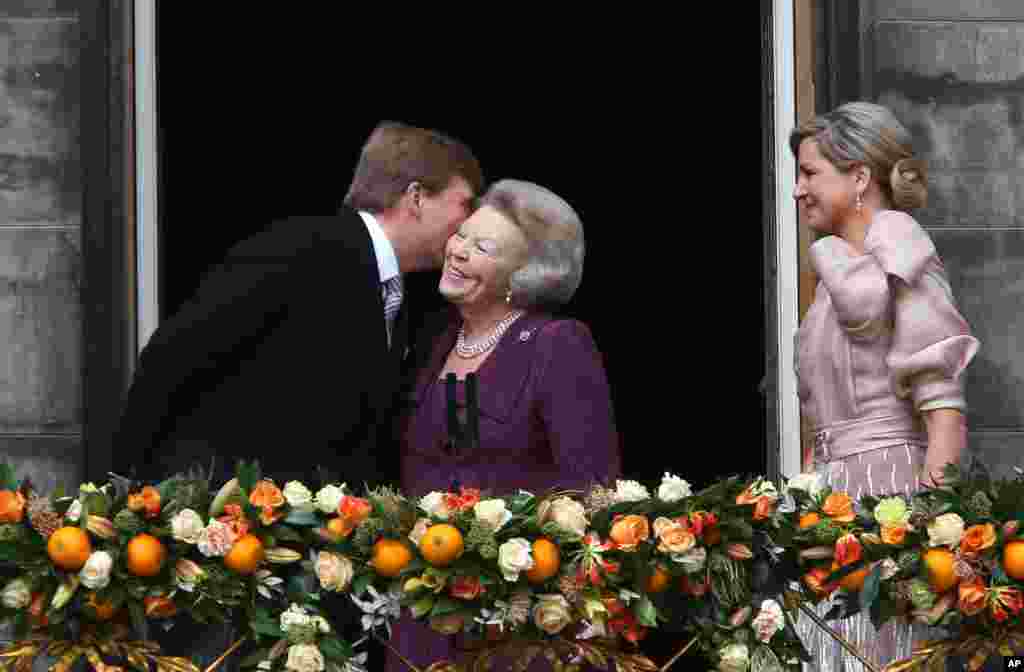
[226,210,366,260]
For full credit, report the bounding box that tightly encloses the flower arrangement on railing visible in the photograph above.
[2,456,1024,672]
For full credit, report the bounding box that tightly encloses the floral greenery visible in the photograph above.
[4,458,1024,672]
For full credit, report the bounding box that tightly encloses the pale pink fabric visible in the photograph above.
[794,210,979,671]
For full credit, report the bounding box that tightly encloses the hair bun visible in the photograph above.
[890,157,928,211]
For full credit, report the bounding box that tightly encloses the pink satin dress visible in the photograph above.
[795,210,979,670]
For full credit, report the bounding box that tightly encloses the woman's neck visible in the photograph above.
[458,302,521,339]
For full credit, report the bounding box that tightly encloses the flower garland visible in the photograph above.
[0,459,1021,672]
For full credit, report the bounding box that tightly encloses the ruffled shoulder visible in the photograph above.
[863,210,936,286]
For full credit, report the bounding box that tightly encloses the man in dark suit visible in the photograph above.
[111,120,482,489]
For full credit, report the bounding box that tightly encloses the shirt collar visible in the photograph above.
[358,210,400,284]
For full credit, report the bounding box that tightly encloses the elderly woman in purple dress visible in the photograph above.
[791,102,980,670]
[386,179,621,672]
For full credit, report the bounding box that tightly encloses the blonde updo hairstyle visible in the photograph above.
[789,102,927,211]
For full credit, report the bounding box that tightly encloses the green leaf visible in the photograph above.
[271,524,307,543]
[430,596,462,617]
[634,596,659,628]
[249,609,283,638]
[129,599,148,641]
[283,509,320,527]
[859,564,882,614]
[240,648,272,668]
[319,636,354,662]
[352,572,374,597]
[237,461,259,493]
[0,463,16,491]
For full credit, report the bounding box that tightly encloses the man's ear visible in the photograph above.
[854,164,872,191]
[405,181,423,209]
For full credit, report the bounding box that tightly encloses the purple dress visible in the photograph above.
[795,210,979,670]
[386,312,622,672]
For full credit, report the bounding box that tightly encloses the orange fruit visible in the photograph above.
[86,592,118,621]
[326,517,347,538]
[644,565,672,594]
[419,524,465,567]
[1004,541,1024,581]
[47,526,92,571]
[923,548,957,594]
[224,533,265,575]
[372,538,414,577]
[799,512,821,529]
[125,533,167,577]
[831,560,869,592]
[525,538,561,584]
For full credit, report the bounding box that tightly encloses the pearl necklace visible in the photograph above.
[455,310,525,359]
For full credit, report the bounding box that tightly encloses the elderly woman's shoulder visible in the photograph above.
[536,316,600,348]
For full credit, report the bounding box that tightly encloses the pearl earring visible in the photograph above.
[856,192,863,213]
[505,289,512,305]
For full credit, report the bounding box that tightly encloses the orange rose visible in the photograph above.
[803,565,838,597]
[657,525,696,555]
[822,493,856,524]
[609,514,651,552]
[752,496,774,521]
[218,503,251,538]
[127,486,161,519]
[248,480,285,525]
[881,524,907,546]
[143,595,178,619]
[959,523,996,557]
[735,486,759,506]
[834,533,863,566]
[0,490,26,523]
[957,576,987,616]
[335,496,372,538]
[444,487,481,514]
[990,586,1024,623]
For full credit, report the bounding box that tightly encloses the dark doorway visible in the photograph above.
[155,9,768,491]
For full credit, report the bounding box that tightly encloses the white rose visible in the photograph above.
[532,594,573,635]
[419,491,449,519]
[785,473,823,497]
[498,538,535,582]
[750,599,785,643]
[879,558,900,580]
[65,499,82,523]
[198,519,236,557]
[314,484,345,515]
[285,643,325,672]
[657,473,692,503]
[474,499,512,532]
[615,480,651,503]
[283,481,314,511]
[1,578,31,609]
[673,546,707,573]
[927,513,966,548]
[79,551,113,591]
[315,551,354,593]
[314,615,330,633]
[538,497,588,537]
[718,642,750,672]
[750,478,780,501]
[409,518,431,546]
[280,603,313,633]
[171,508,205,544]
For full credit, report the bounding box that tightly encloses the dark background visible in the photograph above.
[155,10,768,492]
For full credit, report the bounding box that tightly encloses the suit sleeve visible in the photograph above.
[534,320,622,489]
[111,256,297,464]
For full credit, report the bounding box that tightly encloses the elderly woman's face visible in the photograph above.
[439,205,529,308]
[794,138,859,234]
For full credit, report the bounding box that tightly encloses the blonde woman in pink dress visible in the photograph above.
[791,102,979,670]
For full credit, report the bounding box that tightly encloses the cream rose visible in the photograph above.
[280,603,315,632]
[198,519,236,557]
[419,491,449,519]
[283,481,314,511]
[285,643,325,672]
[532,594,573,635]
[718,642,750,672]
[785,472,823,497]
[927,513,966,548]
[409,518,431,546]
[79,551,113,590]
[1,578,30,609]
[315,551,353,593]
[171,508,205,544]
[614,480,651,503]
[751,599,785,643]
[314,484,345,515]
[673,547,707,573]
[539,497,588,537]
[657,473,692,503]
[498,538,535,582]
[474,499,512,532]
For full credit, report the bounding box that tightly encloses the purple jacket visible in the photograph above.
[398,312,622,498]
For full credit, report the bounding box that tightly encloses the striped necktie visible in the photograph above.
[382,275,403,347]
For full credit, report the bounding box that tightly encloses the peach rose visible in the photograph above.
[957,576,987,617]
[752,496,774,521]
[128,486,162,519]
[0,490,25,524]
[218,503,252,538]
[658,525,696,555]
[881,524,907,546]
[990,586,1024,623]
[610,514,650,552]
[822,492,856,524]
[144,595,178,619]
[803,566,838,597]
[959,523,996,557]
[735,486,759,506]
[249,480,286,526]
[450,575,484,601]
[336,496,372,538]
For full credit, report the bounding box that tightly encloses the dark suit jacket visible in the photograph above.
[111,207,409,489]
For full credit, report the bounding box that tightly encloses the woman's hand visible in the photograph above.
[922,408,967,486]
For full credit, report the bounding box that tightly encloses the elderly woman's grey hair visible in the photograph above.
[478,179,585,309]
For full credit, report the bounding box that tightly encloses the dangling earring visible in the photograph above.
[855,192,863,213]
[505,288,512,305]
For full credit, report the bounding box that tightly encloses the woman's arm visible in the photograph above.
[922,407,967,486]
